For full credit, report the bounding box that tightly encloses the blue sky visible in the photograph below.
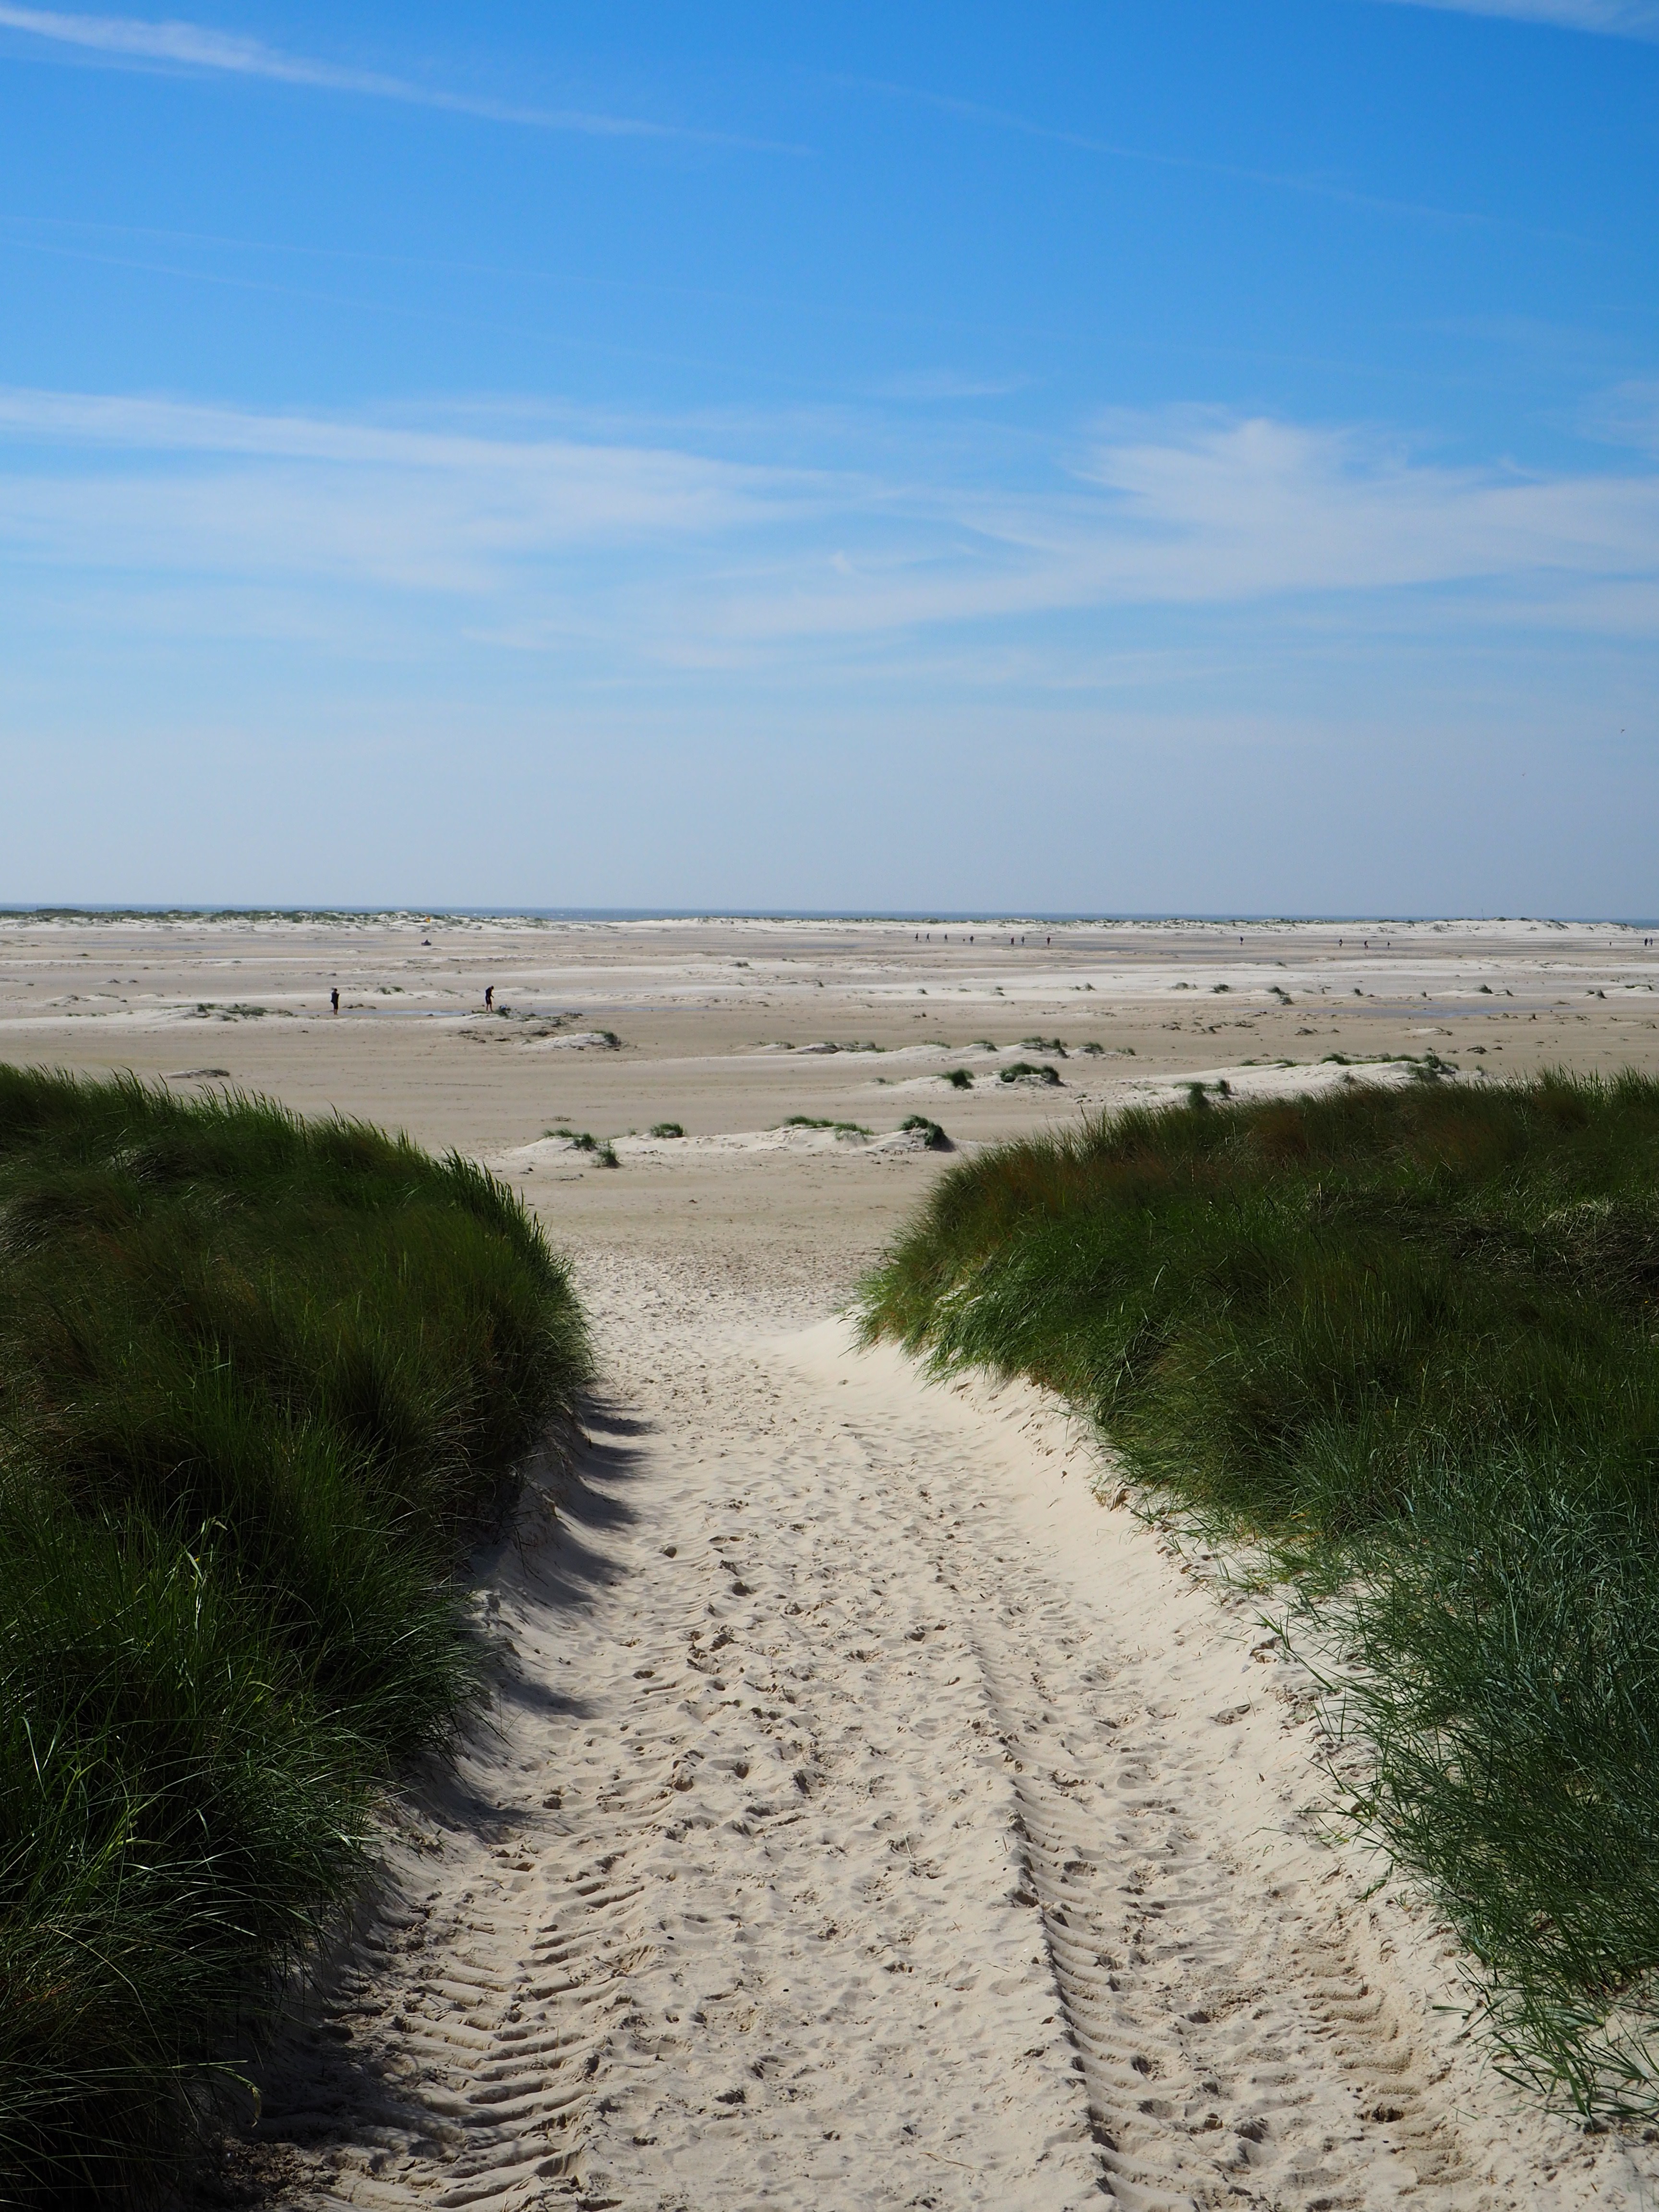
[0,1,1655,913]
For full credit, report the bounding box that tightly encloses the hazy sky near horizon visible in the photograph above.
[1,2,1656,914]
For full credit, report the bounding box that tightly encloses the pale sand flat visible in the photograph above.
[241,1253,1656,2211]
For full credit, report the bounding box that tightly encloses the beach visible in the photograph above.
[3,911,1654,1291]
[4,912,1658,2208]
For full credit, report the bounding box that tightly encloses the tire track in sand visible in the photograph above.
[239,1416,670,2209]
[813,1360,1458,2212]
[242,1261,1659,2211]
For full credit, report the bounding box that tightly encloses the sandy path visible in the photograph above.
[241,1255,1657,2212]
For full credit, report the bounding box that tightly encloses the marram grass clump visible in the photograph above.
[859,1070,1659,2114]
[0,1067,591,2204]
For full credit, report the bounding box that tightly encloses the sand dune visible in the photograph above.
[5,916,1658,2204]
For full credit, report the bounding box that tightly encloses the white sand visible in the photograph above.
[3,917,1657,2205]
[238,1257,1657,2211]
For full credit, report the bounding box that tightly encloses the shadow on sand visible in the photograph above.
[207,1395,647,2198]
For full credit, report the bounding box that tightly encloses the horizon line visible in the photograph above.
[0,905,1654,929]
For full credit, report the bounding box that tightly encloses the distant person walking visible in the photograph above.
[330,987,339,1014]
[485,984,494,1010]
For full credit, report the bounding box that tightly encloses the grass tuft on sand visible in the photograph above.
[781,1115,872,1139]
[859,1070,1659,2113]
[899,1116,952,1151]
[0,1067,591,2204]
[547,1126,618,1166]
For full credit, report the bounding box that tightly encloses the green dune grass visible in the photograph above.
[859,1070,1659,2112]
[0,1067,591,2203]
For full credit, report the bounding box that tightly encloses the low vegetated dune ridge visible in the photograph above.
[0,1068,591,2204]
[860,1070,1659,2111]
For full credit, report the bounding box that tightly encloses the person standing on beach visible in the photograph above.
[330,987,339,1014]
[485,984,494,1010]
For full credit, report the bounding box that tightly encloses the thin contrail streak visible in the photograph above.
[0,2,808,151]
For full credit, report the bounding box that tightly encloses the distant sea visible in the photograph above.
[3,907,1658,927]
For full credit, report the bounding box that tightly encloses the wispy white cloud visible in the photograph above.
[0,387,1656,660]
[695,411,1659,649]
[0,3,801,147]
[1373,0,1659,41]
[0,387,806,591]
[1084,411,1659,595]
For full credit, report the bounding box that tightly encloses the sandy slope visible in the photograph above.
[241,1255,1657,2212]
